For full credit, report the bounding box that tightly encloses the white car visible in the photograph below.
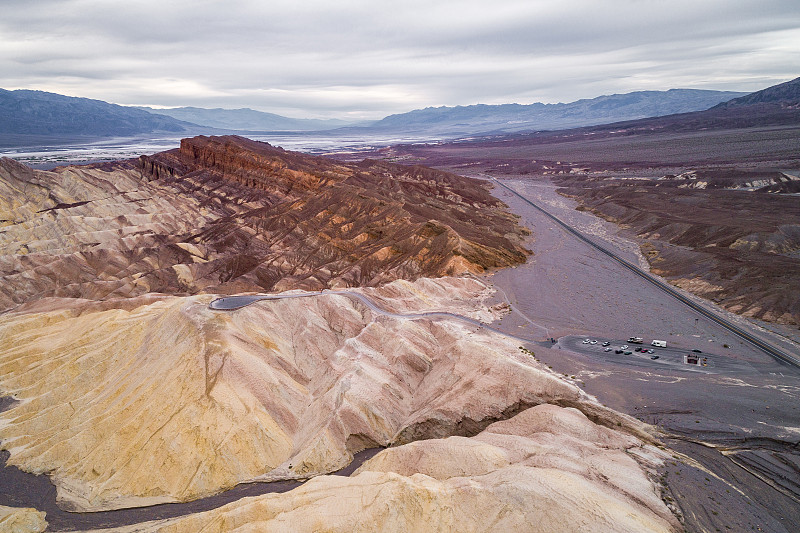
[582,339,590,344]
[604,347,612,352]
[590,340,597,345]
[621,345,629,349]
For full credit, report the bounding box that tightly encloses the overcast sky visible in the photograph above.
[2,0,799,119]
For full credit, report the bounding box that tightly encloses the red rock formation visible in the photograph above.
[0,136,528,309]
[134,136,529,293]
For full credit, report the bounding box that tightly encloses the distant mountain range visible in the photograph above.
[137,106,354,132]
[0,89,195,137]
[5,82,797,146]
[362,89,747,136]
[395,76,800,169]
[545,75,800,137]
[712,76,800,109]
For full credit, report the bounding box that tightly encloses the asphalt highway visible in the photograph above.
[489,177,800,370]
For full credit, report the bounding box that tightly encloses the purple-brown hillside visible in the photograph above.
[0,136,528,310]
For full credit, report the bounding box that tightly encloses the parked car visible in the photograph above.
[621,345,629,349]
[602,341,610,347]
[615,349,623,354]
[590,340,597,345]
[634,347,642,352]
[604,347,612,352]
[651,355,660,360]
[624,351,632,355]
[692,349,702,353]
[647,349,654,354]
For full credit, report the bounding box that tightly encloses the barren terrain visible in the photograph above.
[87,405,677,533]
[554,172,800,325]
[359,97,800,529]
[0,137,685,532]
[367,121,800,335]
[2,119,799,531]
[357,79,800,335]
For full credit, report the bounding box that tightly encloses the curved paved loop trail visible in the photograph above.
[209,290,551,347]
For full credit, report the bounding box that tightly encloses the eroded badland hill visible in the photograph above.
[0,135,527,312]
[553,173,800,325]
[0,279,676,532]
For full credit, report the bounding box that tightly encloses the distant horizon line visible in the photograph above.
[1,84,758,123]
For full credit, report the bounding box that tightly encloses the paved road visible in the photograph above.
[210,291,549,347]
[489,178,800,369]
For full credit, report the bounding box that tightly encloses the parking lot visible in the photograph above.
[556,335,758,374]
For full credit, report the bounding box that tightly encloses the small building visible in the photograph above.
[685,354,710,366]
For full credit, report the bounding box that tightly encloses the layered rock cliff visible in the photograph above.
[137,136,529,289]
[0,136,528,312]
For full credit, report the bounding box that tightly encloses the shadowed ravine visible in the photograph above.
[2,372,387,531]
[0,445,381,531]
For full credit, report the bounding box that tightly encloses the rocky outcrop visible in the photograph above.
[0,506,47,533]
[666,169,800,193]
[93,406,677,533]
[140,136,352,196]
[0,137,528,311]
[138,136,529,288]
[0,156,218,311]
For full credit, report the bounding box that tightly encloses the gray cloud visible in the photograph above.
[1,0,798,119]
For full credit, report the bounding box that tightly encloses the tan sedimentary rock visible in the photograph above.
[0,277,640,513]
[360,276,500,319]
[0,505,47,533]
[92,405,677,533]
[0,156,217,311]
